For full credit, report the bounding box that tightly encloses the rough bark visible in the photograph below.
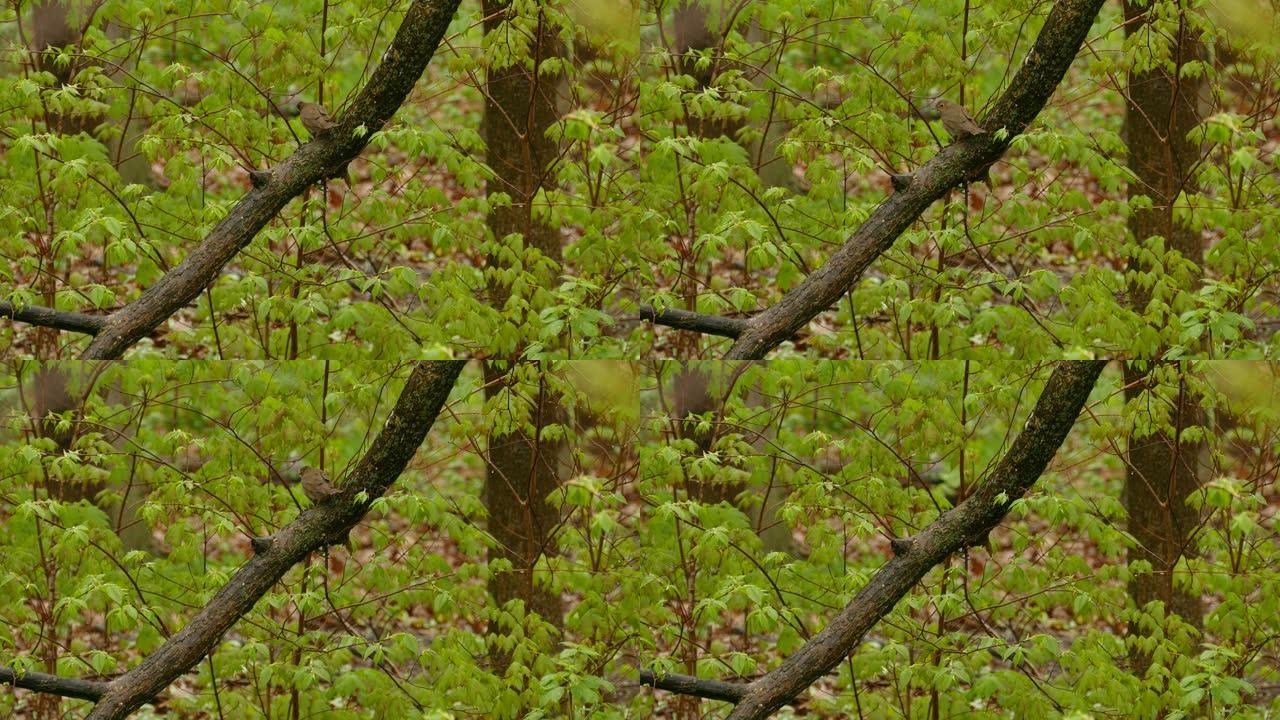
[640,361,1106,719]
[481,0,566,672]
[74,361,463,720]
[66,0,462,359]
[1121,0,1207,655]
[722,0,1107,359]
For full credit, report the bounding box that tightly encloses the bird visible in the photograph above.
[248,168,272,188]
[890,536,914,556]
[298,101,339,137]
[300,466,342,504]
[921,98,985,140]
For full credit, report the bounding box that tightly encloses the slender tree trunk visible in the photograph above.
[1123,1,1205,277]
[25,365,76,720]
[481,0,564,675]
[29,2,159,193]
[482,363,565,624]
[26,365,160,550]
[1123,365,1204,629]
[671,2,803,191]
[30,1,88,135]
[1122,0,1206,668]
[482,0,561,280]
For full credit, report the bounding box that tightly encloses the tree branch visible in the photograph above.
[639,304,748,339]
[717,360,1106,719]
[639,361,1106,718]
[73,0,463,359]
[0,301,106,336]
[0,666,110,702]
[78,361,464,720]
[723,0,1107,359]
[639,669,749,703]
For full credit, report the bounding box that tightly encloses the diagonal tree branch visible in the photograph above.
[641,361,1107,719]
[721,0,1107,359]
[69,0,462,360]
[0,301,107,336]
[726,360,1105,718]
[64,360,466,720]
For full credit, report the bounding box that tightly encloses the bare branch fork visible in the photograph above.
[642,0,1108,359]
[640,360,1108,720]
[0,0,463,359]
[0,361,464,719]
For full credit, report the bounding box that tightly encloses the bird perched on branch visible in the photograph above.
[298,101,339,138]
[920,98,985,140]
[889,172,914,192]
[300,466,342,504]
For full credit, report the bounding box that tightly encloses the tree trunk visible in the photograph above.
[29,2,160,188]
[1123,0,1205,279]
[1122,0,1206,667]
[483,363,565,627]
[1123,365,1204,633]
[671,2,804,192]
[482,0,562,284]
[30,1,90,135]
[481,0,565,676]
[27,365,158,553]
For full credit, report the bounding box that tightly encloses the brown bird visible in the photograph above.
[298,101,339,137]
[300,466,341,504]
[921,99,985,140]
